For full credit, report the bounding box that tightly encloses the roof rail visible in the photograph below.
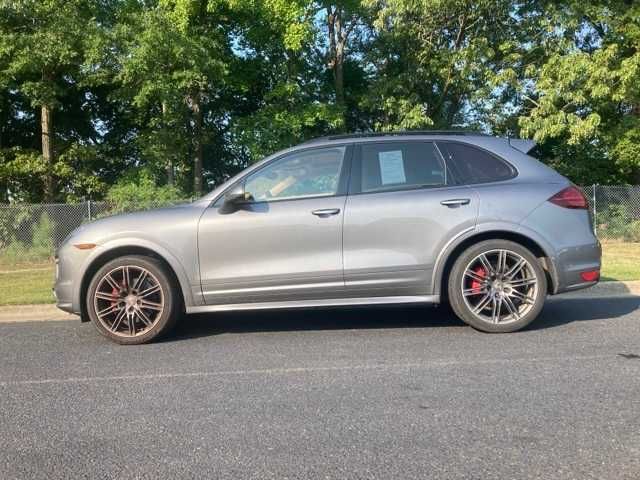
[304,130,490,143]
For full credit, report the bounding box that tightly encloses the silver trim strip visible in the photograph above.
[186,295,440,313]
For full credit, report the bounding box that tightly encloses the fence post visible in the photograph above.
[87,199,92,221]
[592,184,597,235]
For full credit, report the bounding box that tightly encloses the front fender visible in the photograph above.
[72,237,202,314]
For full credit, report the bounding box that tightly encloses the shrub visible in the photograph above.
[597,204,640,242]
[0,212,54,265]
[105,171,185,215]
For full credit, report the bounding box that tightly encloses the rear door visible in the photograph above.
[342,140,479,297]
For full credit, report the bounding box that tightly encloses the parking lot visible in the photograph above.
[1,296,639,479]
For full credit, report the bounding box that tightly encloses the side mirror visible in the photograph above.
[223,184,252,206]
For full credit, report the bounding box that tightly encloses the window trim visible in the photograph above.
[435,140,518,186]
[349,140,451,195]
[212,143,354,207]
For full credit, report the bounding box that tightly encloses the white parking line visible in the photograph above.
[0,353,617,387]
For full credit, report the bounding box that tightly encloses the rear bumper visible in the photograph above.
[552,240,601,294]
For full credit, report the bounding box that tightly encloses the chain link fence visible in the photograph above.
[579,185,640,242]
[0,199,190,267]
[0,185,639,268]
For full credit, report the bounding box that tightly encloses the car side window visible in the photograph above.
[244,147,346,202]
[359,142,446,193]
[437,142,515,184]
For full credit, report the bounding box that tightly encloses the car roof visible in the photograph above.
[302,130,490,146]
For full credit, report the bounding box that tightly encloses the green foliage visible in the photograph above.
[597,205,640,242]
[31,212,54,255]
[0,212,54,264]
[516,1,640,183]
[1,0,640,200]
[234,82,345,162]
[105,171,185,214]
[362,0,521,130]
[0,203,33,248]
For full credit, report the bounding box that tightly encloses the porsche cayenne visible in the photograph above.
[54,132,601,344]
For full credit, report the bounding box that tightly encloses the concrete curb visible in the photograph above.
[1,281,639,323]
[0,304,79,323]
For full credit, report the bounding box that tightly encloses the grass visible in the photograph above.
[0,265,55,305]
[0,243,638,306]
[600,242,640,281]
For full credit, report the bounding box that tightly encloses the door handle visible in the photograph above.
[440,198,470,208]
[312,208,341,217]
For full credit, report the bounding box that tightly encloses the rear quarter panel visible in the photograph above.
[519,201,601,292]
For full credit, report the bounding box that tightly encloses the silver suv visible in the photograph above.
[54,132,601,344]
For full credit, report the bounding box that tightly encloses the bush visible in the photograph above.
[598,204,640,242]
[624,221,640,242]
[105,171,185,215]
[0,212,54,265]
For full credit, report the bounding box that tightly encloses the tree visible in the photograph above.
[322,0,366,107]
[517,1,640,183]
[2,0,639,200]
[228,0,345,160]
[97,0,229,196]
[360,0,524,131]
[0,0,98,201]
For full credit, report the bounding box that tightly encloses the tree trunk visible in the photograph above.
[41,104,54,202]
[334,43,345,105]
[327,8,345,105]
[190,93,203,196]
[161,101,174,186]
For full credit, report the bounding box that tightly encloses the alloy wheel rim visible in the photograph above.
[93,265,164,337]
[461,249,538,325]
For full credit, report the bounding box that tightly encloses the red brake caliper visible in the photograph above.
[471,266,486,294]
[111,279,125,308]
[111,286,119,307]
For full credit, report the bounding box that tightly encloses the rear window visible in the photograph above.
[437,142,515,184]
[359,142,446,193]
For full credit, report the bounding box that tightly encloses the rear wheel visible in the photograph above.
[86,255,179,344]
[448,240,547,333]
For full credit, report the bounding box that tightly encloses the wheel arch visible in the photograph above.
[77,243,192,322]
[433,229,559,300]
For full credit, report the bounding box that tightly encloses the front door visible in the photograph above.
[198,145,351,305]
[343,140,479,297]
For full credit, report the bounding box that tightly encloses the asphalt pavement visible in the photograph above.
[1,296,639,479]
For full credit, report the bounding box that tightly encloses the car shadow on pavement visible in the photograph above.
[168,296,640,342]
[171,304,463,341]
[527,296,640,331]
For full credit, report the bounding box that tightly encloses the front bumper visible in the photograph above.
[53,242,101,316]
[52,257,73,313]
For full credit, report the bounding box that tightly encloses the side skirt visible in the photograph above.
[186,295,441,314]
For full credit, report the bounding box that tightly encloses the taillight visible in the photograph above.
[548,186,588,209]
[580,270,600,282]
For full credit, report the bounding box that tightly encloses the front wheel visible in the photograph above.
[448,240,547,333]
[86,255,179,344]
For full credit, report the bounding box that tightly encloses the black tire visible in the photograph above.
[86,255,179,345]
[448,239,547,333]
